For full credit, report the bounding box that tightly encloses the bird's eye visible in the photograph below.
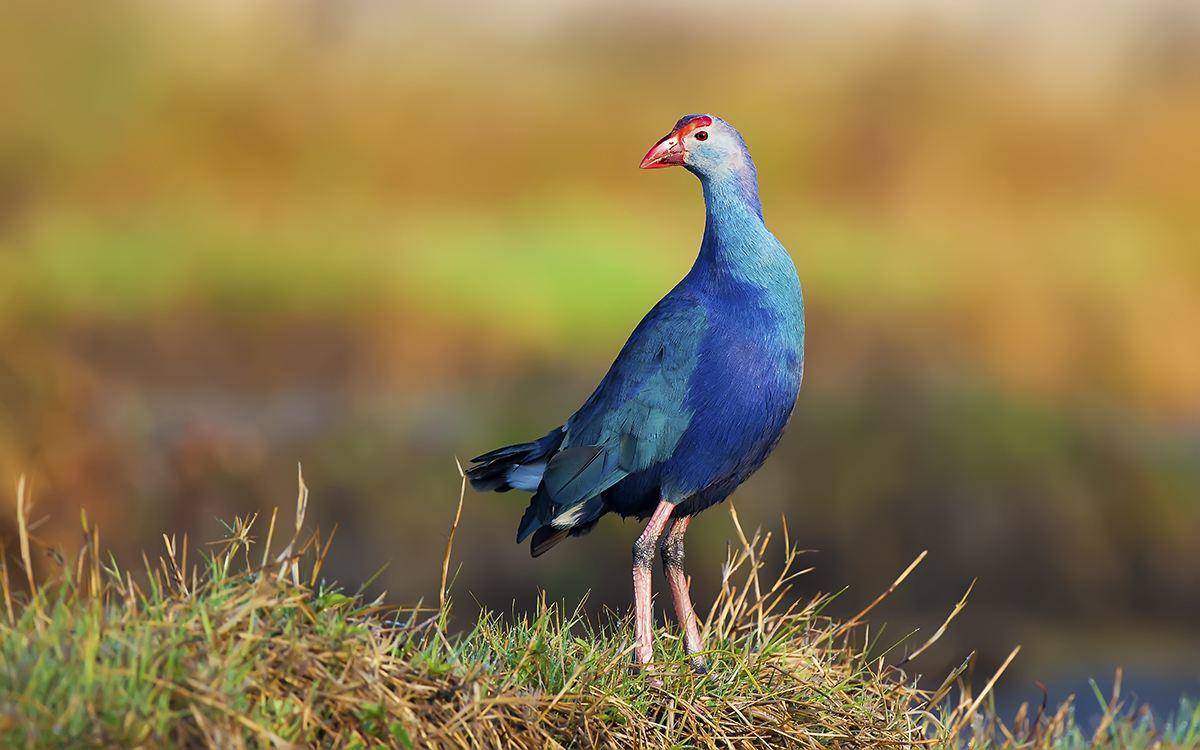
[694,130,708,141]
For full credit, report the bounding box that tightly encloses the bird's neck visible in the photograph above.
[696,166,778,280]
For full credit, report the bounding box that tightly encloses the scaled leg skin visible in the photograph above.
[660,516,706,672]
[632,500,676,667]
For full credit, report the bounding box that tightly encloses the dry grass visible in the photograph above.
[0,470,1196,749]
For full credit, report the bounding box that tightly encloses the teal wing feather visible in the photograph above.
[517,290,707,541]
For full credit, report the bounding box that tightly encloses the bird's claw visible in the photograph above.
[631,660,664,687]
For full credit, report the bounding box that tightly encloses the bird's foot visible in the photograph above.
[689,655,709,676]
[630,661,664,687]
[631,646,665,686]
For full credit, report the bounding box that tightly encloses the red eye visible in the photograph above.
[694,130,708,141]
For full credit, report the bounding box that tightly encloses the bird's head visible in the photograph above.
[639,114,752,178]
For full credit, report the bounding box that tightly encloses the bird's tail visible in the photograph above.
[465,427,564,493]
[529,526,569,557]
[515,443,626,555]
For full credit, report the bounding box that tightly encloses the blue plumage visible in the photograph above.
[468,114,804,558]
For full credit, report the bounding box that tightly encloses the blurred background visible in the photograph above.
[2,0,1198,719]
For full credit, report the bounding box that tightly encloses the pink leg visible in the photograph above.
[632,500,676,667]
[660,516,706,671]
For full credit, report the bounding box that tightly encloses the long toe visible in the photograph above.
[630,661,664,687]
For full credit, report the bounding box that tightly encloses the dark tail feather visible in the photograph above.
[466,427,564,493]
[530,526,569,557]
[465,453,527,492]
[470,442,534,464]
[528,516,603,557]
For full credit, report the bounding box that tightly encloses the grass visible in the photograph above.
[0,471,1197,749]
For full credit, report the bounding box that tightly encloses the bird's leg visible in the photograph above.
[632,500,676,668]
[660,516,706,673]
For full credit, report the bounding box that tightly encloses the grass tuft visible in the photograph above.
[0,471,1196,748]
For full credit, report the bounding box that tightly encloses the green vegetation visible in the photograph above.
[1,474,1196,749]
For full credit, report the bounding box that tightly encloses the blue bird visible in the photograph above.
[467,114,804,670]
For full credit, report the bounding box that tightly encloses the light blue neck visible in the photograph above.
[694,162,784,283]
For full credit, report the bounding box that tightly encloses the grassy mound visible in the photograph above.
[1,473,1196,748]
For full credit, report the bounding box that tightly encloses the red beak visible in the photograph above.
[639,132,684,169]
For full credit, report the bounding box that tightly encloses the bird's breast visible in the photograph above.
[690,299,803,414]
[711,281,803,362]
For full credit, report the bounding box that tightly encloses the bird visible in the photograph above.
[466,114,804,672]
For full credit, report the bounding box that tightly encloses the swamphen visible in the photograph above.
[467,114,804,670]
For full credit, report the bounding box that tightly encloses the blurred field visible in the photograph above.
[1,0,1199,715]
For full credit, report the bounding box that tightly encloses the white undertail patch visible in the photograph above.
[551,496,606,529]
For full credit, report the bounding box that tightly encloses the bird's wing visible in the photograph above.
[519,291,707,539]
